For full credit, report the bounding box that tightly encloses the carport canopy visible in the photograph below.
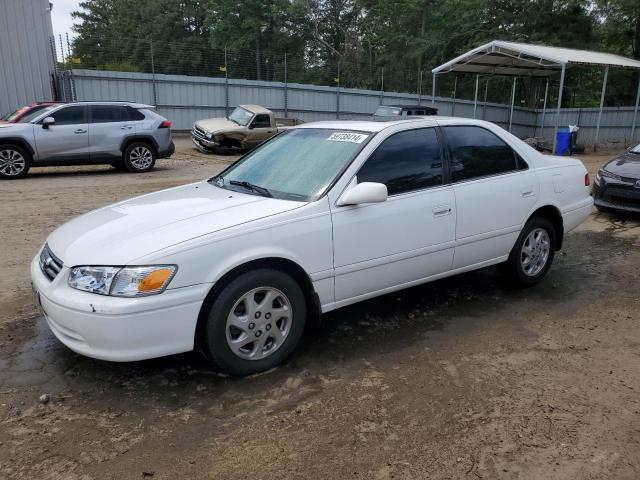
[431,40,640,150]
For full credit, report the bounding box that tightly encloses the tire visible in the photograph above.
[500,217,556,287]
[0,144,31,179]
[123,142,156,173]
[200,269,307,376]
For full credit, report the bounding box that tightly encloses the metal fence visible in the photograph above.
[58,68,640,146]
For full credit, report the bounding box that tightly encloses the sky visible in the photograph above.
[50,0,82,40]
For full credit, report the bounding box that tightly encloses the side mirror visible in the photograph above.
[337,182,387,206]
[42,117,55,129]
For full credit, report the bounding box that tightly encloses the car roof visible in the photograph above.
[237,104,271,114]
[380,104,436,110]
[295,116,494,133]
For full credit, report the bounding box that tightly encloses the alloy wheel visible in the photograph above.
[520,227,550,276]
[129,146,153,170]
[0,148,26,176]
[225,287,292,360]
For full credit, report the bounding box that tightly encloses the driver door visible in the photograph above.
[32,105,89,163]
[247,114,276,147]
[330,127,456,302]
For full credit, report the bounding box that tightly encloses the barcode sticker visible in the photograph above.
[327,132,368,143]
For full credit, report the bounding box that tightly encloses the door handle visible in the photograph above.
[74,129,87,134]
[521,187,535,197]
[433,205,452,217]
[120,125,133,130]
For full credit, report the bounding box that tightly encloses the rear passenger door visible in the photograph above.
[441,125,537,269]
[331,127,456,302]
[88,105,142,161]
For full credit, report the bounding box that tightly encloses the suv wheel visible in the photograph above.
[123,142,156,173]
[500,217,556,287]
[200,269,307,376]
[0,144,31,179]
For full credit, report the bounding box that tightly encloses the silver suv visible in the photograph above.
[0,101,175,179]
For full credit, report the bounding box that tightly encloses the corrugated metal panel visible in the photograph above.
[68,69,640,144]
[0,0,55,116]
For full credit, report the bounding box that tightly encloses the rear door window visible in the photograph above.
[90,105,124,123]
[442,126,518,182]
[357,128,444,195]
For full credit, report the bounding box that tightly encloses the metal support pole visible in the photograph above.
[380,68,384,105]
[552,64,566,154]
[539,78,549,137]
[283,53,288,118]
[417,70,423,105]
[508,77,517,132]
[150,41,157,107]
[431,73,436,106]
[336,62,340,119]
[631,78,640,143]
[594,66,609,150]
[473,75,479,119]
[482,77,489,120]
[224,46,229,116]
[451,76,458,116]
[58,34,65,63]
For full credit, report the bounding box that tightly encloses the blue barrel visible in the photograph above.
[555,130,571,156]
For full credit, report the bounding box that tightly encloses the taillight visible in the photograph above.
[584,173,590,186]
[159,120,172,129]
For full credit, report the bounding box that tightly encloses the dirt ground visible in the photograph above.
[1,137,639,479]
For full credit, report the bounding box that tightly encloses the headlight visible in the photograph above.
[598,169,621,181]
[205,132,213,139]
[68,265,177,297]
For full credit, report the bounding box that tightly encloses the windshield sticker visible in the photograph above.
[327,132,368,143]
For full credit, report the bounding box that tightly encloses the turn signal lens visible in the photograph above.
[139,268,174,292]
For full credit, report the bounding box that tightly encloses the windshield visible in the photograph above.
[374,106,401,117]
[228,107,254,126]
[212,128,372,201]
[19,105,56,123]
[1,107,29,122]
[631,144,640,154]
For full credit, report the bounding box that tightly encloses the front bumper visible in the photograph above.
[191,129,218,151]
[30,254,211,362]
[592,178,640,213]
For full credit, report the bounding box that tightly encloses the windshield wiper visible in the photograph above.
[229,180,273,197]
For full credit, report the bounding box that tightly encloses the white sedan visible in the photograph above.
[31,117,593,375]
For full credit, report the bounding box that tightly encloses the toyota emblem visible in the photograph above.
[636,180,640,189]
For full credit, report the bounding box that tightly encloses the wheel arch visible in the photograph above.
[527,204,564,250]
[0,138,35,156]
[120,135,159,154]
[194,256,321,347]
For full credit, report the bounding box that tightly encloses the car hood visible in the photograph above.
[195,118,244,134]
[47,181,303,266]
[604,152,640,177]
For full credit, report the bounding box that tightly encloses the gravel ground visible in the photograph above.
[1,137,639,479]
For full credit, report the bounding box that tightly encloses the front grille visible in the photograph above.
[39,244,63,281]
[192,125,208,140]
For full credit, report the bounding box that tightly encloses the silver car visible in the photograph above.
[0,101,175,179]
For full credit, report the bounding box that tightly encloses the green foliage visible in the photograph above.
[69,0,640,106]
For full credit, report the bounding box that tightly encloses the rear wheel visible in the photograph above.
[500,217,556,287]
[200,269,307,376]
[123,142,156,173]
[0,144,31,179]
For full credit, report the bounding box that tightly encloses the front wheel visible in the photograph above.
[123,142,156,173]
[0,144,31,179]
[200,269,307,376]
[500,217,556,287]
